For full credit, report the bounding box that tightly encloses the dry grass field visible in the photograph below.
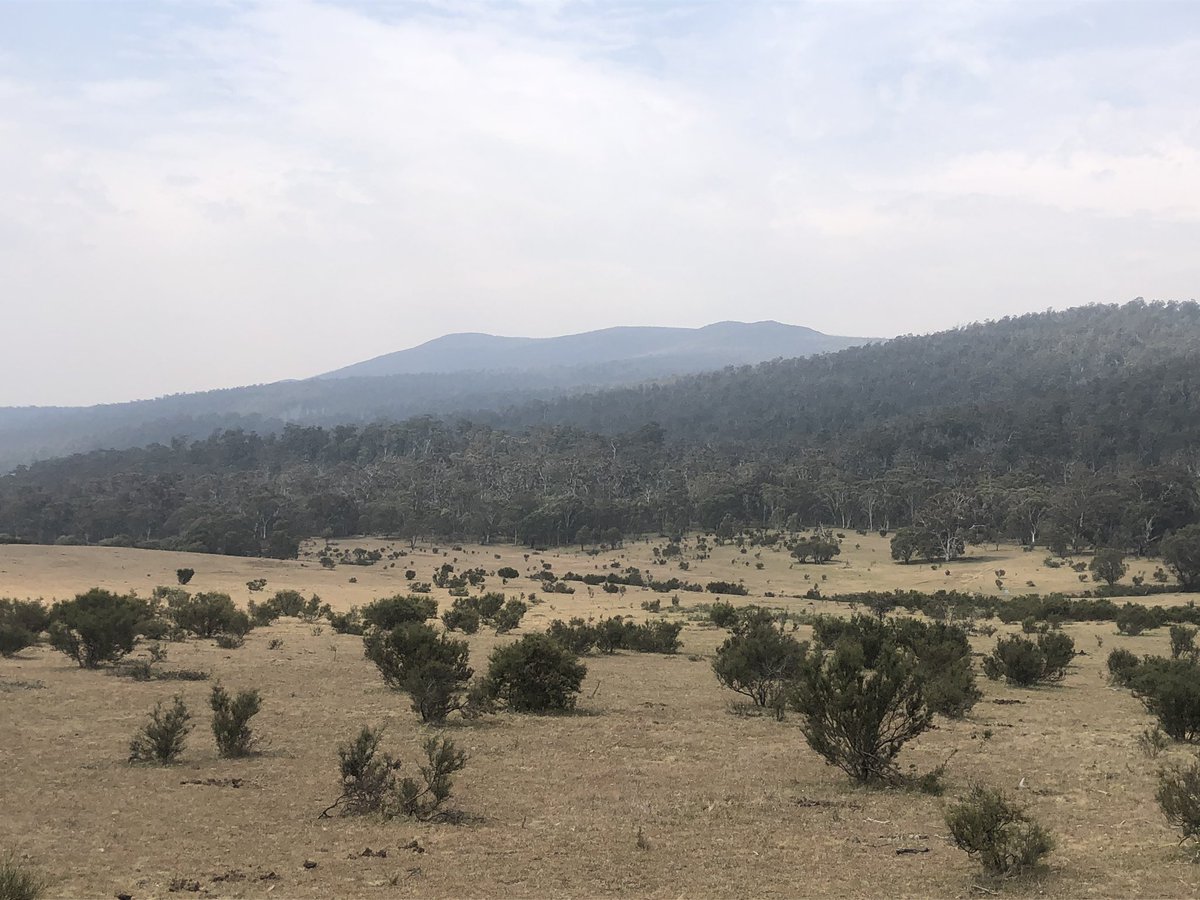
[2,534,1198,898]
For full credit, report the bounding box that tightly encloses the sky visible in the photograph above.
[1,0,1198,407]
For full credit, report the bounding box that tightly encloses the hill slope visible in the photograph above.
[318,321,869,379]
[0,320,867,472]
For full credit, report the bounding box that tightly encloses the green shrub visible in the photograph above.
[709,601,740,628]
[1130,657,1200,743]
[546,618,598,654]
[361,595,438,631]
[982,633,1073,687]
[128,695,191,764]
[790,643,933,784]
[1106,647,1141,686]
[47,589,148,668]
[1157,754,1200,849]
[482,633,586,713]
[363,623,473,723]
[493,599,528,634]
[0,852,44,900]
[320,726,467,821]
[0,624,35,657]
[176,568,194,585]
[0,598,49,635]
[170,592,251,639]
[1171,625,1198,660]
[944,785,1053,875]
[712,624,808,708]
[209,684,261,757]
[328,608,365,635]
[623,619,683,654]
[441,604,481,634]
[497,567,519,580]
[1116,603,1160,636]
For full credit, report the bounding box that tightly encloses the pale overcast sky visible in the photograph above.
[1,0,1198,406]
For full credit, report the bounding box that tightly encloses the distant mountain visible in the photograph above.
[318,321,870,379]
[0,320,869,472]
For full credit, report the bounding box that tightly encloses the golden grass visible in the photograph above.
[1,535,1197,898]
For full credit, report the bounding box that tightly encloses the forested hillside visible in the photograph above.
[1,301,1197,559]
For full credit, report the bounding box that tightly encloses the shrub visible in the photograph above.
[214,633,244,649]
[247,599,280,627]
[171,592,251,639]
[441,605,481,634]
[493,599,528,634]
[0,598,49,635]
[497,567,519,580]
[0,853,44,900]
[982,633,1073,687]
[1130,657,1200,742]
[713,624,808,708]
[1106,647,1141,686]
[623,619,683,654]
[1171,624,1198,660]
[47,589,147,668]
[1115,604,1160,636]
[320,726,467,821]
[1137,725,1171,758]
[0,624,35,657]
[128,695,191,764]
[944,785,1053,875]
[790,643,933,784]
[708,601,740,628]
[328,608,365,635]
[209,684,262,757]
[546,618,597,654]
[176,568,194,585]
[363,623,473,723]
[705,581,748,596]
[361,595,438,631]
[267,589,306,617]
[482,633,586,713]
[1157,754,1200,849]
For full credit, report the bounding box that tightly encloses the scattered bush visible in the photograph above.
[128,695,191,764]
[1089,549,1127,586]
[47,589,148,668]
[496,567,519,580]
[0,624,35,657]
[0,598,49,635]
[1162,524,1200,591]
[209,683,262,757]
[790,643,933,784]
[1106,647,1141,686]
[1115,604,1160,636]
[1157,754,1200,850]
[1137,725,1171,758]
[364,623,473,723]
[320,726,467,822]
[1129,657,1200,743]
[361,595,438,631]
[170,592,251,639]
[708,601,740,628]
[482,633,586,713]
[944,785,1053,875]
[1171,624,1198,660]
[712,623,808,709]
[982,633,1074,687]
[176,568,194,586]
[705,581,748,596]
[328,608,365,635]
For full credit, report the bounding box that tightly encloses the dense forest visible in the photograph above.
[1,301,1198,558]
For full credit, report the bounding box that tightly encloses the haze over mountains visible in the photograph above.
[0,321,868,472]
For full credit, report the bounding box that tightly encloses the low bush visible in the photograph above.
[47,589,149,668]
[0,624,35,657]
[482,633,586,713]
[982,633,1074,687]
[363,623,473,723]
[0,852,44,900]
[1171,624,1198,660]
[1157,754,1200,850]
[712,624,808,709]
[0,598,49,635]
[1106,647,1141,686]
[790,642,933,784]
[1129,657,1200,743]
[944,785,1053,875]
[209,684,262,757]
[170,592,251,639]
[361,595,438,631]
[128,695,192,764]
[1115,603,1161,636]
[708,601,740,628]
[320,726,467,822]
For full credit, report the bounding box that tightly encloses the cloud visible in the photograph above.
[0,0,1197,404]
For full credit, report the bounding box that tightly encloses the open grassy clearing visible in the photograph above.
[1,535,1197,898]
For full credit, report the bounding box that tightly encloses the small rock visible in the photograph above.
[302,859,318,870]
